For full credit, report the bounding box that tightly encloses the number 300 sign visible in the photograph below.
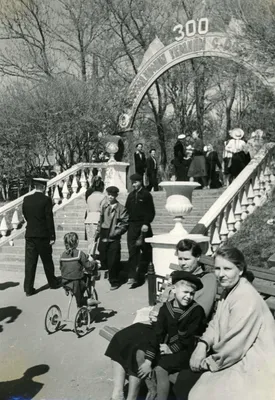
[173,18,209,41]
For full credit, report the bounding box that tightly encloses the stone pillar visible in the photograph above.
[104,161,129,194]
[147,233,209,280]
[146,181,209,287]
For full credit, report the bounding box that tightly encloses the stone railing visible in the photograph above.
[190,143,275,253]
[0,162,111,245]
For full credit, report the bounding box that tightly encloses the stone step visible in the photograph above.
[0,254,130,271]
[55,207,215,218]
[0,186,224,272]
[60,199,219,208]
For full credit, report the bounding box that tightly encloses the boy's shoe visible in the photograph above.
[25,288,36,297]
[110,284,120,291]
[87,298,101,306]
[127,278,135,285]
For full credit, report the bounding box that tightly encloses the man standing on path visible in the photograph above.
[125,173,155,289]
[23,178,59,296]
[95,186,129,291]
[146,148,159,192]
[134,143,147,177]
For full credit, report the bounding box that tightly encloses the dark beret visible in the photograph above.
[130,173,143,181]
[106,186,119,195]
[171,270,203,291]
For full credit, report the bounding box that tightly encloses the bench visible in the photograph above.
[99,255,275,386]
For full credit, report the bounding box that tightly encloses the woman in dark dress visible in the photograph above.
[105,272,205,400]
[174,146,193,181]
[205,145,222,189]
[187,131,207,188]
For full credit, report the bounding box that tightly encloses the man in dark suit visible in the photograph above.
[134,143,146,176]
[23,178,59,296]
[125,173,155,289]
[146,148,159,192]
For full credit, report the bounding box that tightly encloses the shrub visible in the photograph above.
[226,188,275,268]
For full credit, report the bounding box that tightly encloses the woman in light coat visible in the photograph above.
[173,245,275,400]
[225,128,250,180]
[84,177,105,254]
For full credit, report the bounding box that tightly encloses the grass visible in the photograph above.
[226,188,275,268]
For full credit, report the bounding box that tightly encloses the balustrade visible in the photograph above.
[0,162,107,244]
[192,143,275,254]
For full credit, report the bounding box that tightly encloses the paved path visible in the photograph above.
[0,270,148,399]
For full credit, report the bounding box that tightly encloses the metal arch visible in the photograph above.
[118,31,274,132]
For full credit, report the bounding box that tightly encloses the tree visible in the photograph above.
[48,0,107,81]
[0,0,54,80]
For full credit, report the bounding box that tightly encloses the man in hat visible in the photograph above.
[22,178,59,296]
[95,186,129,290]
[174,134,186,161]
[125,173,155,289]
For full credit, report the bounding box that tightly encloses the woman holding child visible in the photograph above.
[151,239,217,321]
[174,245,275,400]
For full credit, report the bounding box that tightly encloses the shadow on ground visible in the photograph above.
[0,306,22,332]
[36,276,63,295]
[93,307,117,323]
[0,282,20,291]
[0,364,49,400]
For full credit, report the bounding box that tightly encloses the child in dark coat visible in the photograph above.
[60,232,100,308]
[105,270,205,400]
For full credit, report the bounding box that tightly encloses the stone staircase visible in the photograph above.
[0,188,224,273]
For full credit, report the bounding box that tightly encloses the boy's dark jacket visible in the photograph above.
[145,298,205,362]
[96,202,129,241]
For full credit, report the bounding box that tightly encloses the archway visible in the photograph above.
[118,29,275,131]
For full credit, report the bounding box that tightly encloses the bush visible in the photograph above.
[226,188,275,268]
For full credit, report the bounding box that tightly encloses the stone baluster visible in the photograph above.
[253,175,261,207]
[46,185,51,197]
[264,164,272,193]
[211,223,221,252]
[80,169,87,192]
[269,157,275,185]
[247,183,255,214]
[259,168,266,192]
[53,185,61,205]
[11,208,20,230]
[71,174,79,195]
[219,214,229,243]
[227,205,236,237]
[205,243,213,256]
[97,168,102,178]
[0,214,8,236]
[234,197,242,230]
[88,169,93,185]
[62,180,69,202]
[241,189,249,221]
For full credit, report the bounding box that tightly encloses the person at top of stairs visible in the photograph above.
[23,177,59,297]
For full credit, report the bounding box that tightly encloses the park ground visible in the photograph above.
[0,268,148,400]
